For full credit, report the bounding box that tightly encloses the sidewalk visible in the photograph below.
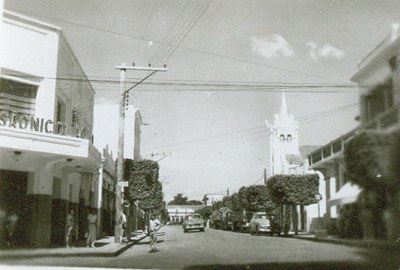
[0,233,148,260]
[292,232,400,251]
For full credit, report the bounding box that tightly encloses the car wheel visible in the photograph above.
[277,232,281,236]
[200,228,205,232]
[256,227,260,236]
[184,229,187,233]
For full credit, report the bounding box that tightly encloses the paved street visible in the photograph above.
[1,226,399,270]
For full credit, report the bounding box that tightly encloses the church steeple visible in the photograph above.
[278,92,288,119]
[267,92,300,176]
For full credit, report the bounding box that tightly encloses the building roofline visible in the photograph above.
[352,33,400,82]
[4,9,61,32]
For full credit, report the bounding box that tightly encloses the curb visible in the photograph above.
[292,235,400,250]
[114,234,147,256]
[0,235,148,260]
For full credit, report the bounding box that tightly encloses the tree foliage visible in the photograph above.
[125,159,163,211]
[238,185,277,212]
[344,129,400,191]
[222,193,242,212]
[138,181,164,210]
[195,206,213,219]
[167,193,188,205]
[167,193,203,205]
[267,174,319,205]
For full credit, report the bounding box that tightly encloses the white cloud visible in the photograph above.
[252,34,294,59]
[306,41,344,62]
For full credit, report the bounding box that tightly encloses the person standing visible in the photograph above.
[86,209,97,248]
[65,209,74,248]
[148,215,161,252]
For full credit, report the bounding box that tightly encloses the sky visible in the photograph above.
[5,0,400,202]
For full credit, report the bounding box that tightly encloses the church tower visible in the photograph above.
[266,92,300,176]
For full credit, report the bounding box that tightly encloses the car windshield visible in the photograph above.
[186,214,201,220]
[256,214,267,219]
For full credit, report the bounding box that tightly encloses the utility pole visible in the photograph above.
[114,62,167,243]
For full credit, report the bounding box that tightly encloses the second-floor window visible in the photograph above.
[0,78,38,116]
[365,79,393,122]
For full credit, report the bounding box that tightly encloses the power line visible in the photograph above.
[10,8,336,81]
[142,125,265,151]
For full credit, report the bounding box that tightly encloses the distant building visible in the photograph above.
[167,205,203,224]
[0,10,101,247]
[99,146,117,236]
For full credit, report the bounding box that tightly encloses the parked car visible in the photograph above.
[249,212,281,236]
[239,212,253,233]
[222,211,241,231]
[183,214,205,232]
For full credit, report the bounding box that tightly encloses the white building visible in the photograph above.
[266,92,325,232]
[0,10,101,247]
[308,24,400,237]
[266,93,301,176]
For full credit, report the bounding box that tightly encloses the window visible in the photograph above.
[287,134,292,142]
[0,78,38,116]
[365,80,393,122]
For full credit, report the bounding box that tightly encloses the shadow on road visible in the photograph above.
[135,240,165,245]
[182,248,400,270]
[183,261,374,270]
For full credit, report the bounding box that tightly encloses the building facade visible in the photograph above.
[308,26,400,227]
[0,10,101,247]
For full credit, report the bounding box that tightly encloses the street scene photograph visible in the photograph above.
[1,0,400,269]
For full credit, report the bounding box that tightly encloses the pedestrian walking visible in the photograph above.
[65,209,74,248]
[86,209,97,248]
[148,215,161,252]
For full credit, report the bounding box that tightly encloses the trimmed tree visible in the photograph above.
[125,159,162,230]
[238,185,277,213]
[344,129,400,240]
[267,174,319,235]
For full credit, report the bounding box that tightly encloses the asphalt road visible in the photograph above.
[1,225,399,270]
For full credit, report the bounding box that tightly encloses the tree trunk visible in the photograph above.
[300,205,305,231]
[292,204,298,235]
[283,204,291,236]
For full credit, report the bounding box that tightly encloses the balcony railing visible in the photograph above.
[309,104,400,168]
[308,129,356,168]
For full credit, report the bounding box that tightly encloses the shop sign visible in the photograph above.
[0,110,87,138]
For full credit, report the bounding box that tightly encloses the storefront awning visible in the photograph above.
[328,182,361,206]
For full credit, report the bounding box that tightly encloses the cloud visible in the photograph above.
[306,42,344,62]
[252,34,294,59]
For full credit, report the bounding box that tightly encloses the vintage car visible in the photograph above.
[183,214,205,232]
[249,212,281,236]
